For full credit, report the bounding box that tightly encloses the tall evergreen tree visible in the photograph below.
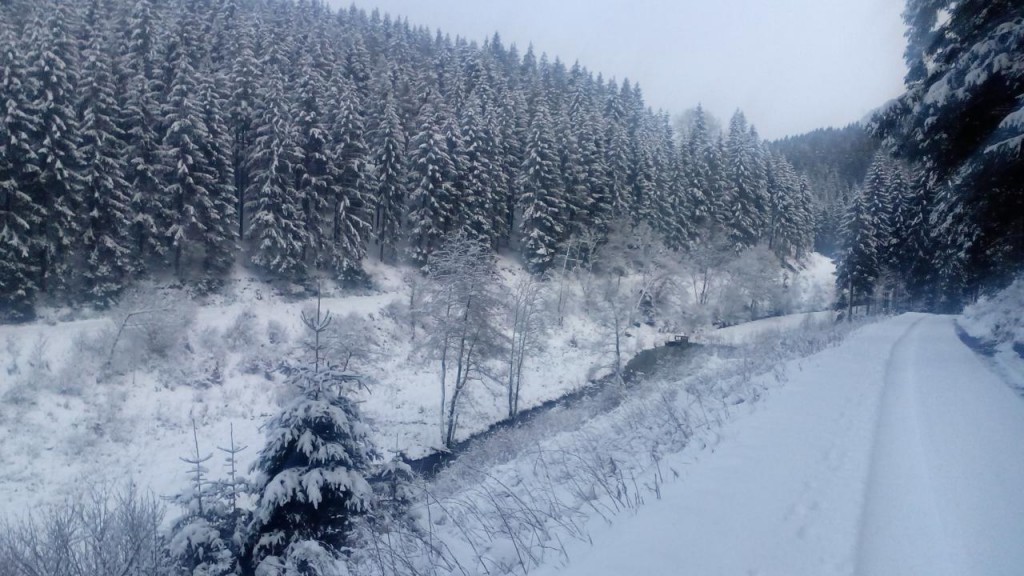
[292,50,331,271]
[245,66,305,277]
[371,89,407,261]
[0,22,40,319]
[78,27,133,305]
[160,20,224,277]
[120,0,165,271]
[24,4,84,294]
[457,96,501,246]
[196,68,238,275]
[724,111,768,248]
[518,100,565,273]
[835,187,879,319]
[327,81,372,278]
[228,16,259,241]
[877,0,1024,302]
[406,91,457,265]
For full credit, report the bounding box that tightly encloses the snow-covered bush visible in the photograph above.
[266,319,289,346]
[960,274,1024,353]
[225,310,260,352]
[325,312,378,372]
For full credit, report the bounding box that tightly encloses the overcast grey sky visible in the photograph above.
[334,0,907,140]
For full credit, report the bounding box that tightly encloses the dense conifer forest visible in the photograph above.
[0,0,818,320]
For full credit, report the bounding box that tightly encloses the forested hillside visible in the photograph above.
[771,125,879,256]
[0,0,817,321]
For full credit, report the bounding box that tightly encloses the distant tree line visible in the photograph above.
[771,124,880,257]
[0,0,817,321]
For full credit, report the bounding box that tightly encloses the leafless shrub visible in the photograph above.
[0,482,170,576]
[266,318,289,345]
[224,309,259,351]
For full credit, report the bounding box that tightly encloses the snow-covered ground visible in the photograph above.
[530,314,1024,576]
[698,310,838,345]
[0,251,838,547]
[0,256,670,519]
[11,252,1021,576]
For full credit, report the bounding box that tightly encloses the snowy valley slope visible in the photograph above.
[0,254,834,520]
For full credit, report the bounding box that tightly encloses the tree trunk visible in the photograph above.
[847,275,854,322]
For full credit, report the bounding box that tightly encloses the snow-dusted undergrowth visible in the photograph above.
[348,314,860,576]
[960,274,1024,350]
[0,253,835,545]
[959,274,1024,394]
[0,257,655,520]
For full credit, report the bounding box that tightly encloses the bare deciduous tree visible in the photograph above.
[421,233,507,448]
[594,275,635,382]
[506,277,545,419]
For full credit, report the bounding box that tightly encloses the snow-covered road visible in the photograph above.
[535,314,1024,576]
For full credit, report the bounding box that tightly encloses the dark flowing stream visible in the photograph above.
[404,340,704,478]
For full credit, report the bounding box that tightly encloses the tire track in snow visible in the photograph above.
[854,314,967,575]
[855,314,1024,575]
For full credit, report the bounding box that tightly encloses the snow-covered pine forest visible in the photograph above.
[0,0,821,319]
[1,0,1023,575]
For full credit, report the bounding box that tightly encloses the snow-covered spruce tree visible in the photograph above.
[78,25,134,306]
[625,119,658,227]
[160,19,221,278]
[764,152,811,260]
[245,54,306,278]
[878,162,912,311]
[406,89,458,265]
[835,186,879,320]
[245,300,378,575]
[327,80,373,280]
[574,104,613,240]
[491,84,527,246]
[24,3,84,295]
[0,21,41,321]
[682,104,712,229]
[195,67,238,277]
[724,111,768,249]
[899,167,941,309]
[120,0,166,273]
[228,17,259,241]
[292,49,331,271]
[652,113,690,252]
[518,99,566,274]
[370,88,407,262]
[603,80,632,219]
[169,421,249,576]
[457,95,501,248]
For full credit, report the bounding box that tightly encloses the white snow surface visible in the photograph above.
[534,314,1024,576]
[0,257,665,519]
[699,310,838,345]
